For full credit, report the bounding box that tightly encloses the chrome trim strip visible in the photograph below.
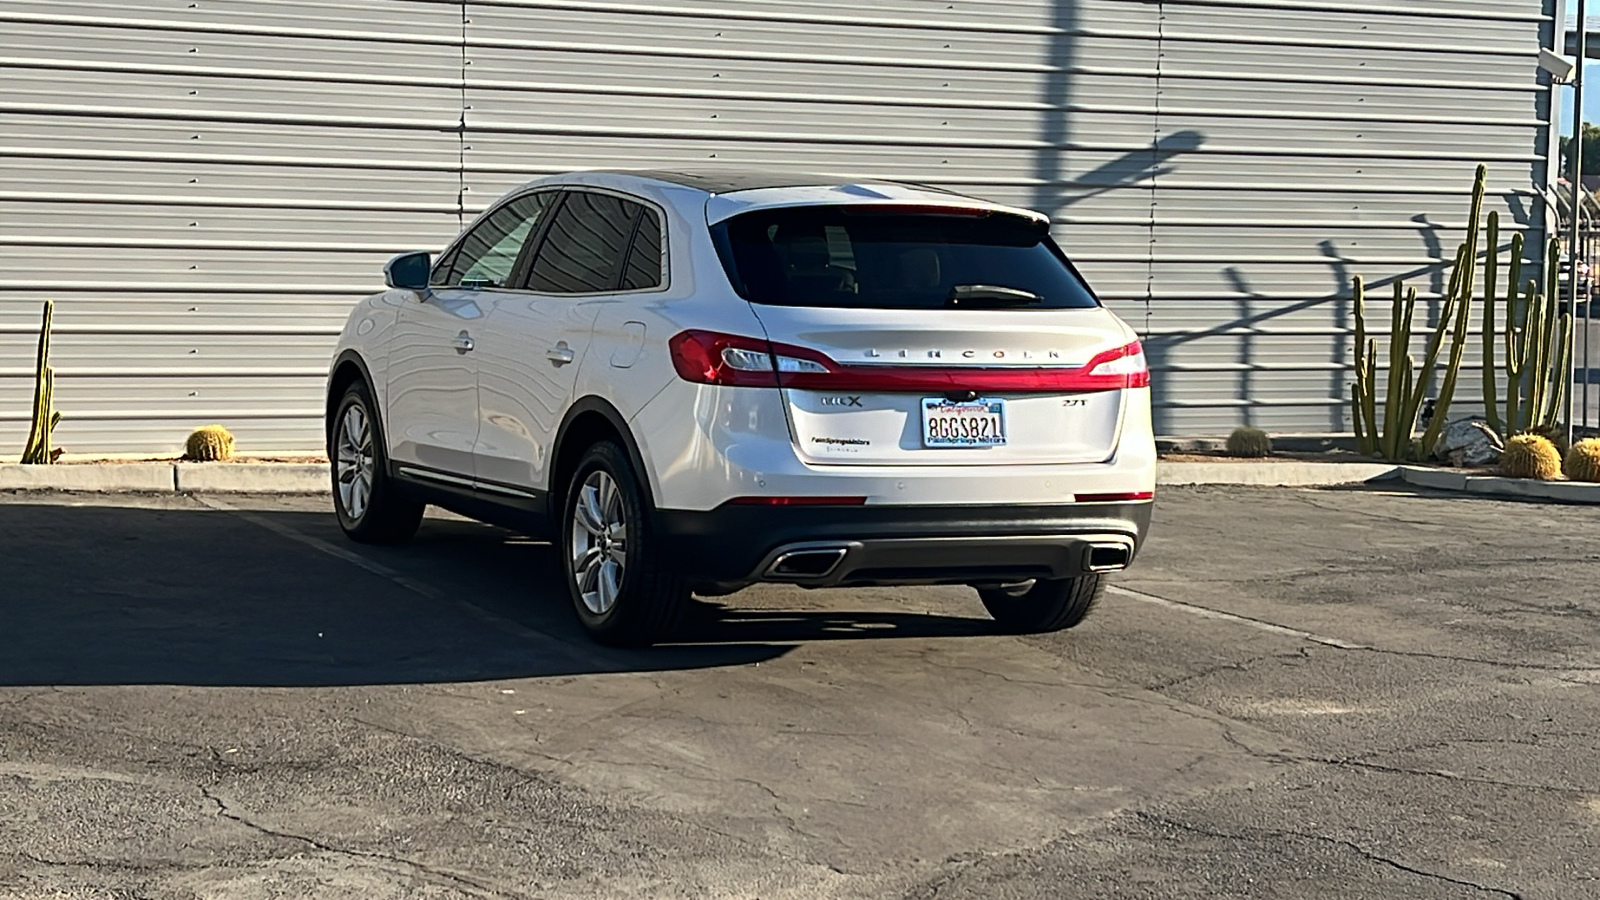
[397,465,475,488]
[397,465,540,499]
[475,480,541,500]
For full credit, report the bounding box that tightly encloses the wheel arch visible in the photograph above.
[326,350,381,451]
[550,397,656,518]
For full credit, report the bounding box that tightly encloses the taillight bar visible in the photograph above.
[668,330,1150,393]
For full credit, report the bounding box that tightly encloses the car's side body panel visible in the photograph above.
[384,287,486,477]
[474,294,605,489]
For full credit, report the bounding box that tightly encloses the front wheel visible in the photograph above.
[330,383,424,544]
[978,575,1103,634]
[561,441,688,647]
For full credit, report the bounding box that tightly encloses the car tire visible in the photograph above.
[561,441,688,647]
[977,575,1103,634]
[329,381,425,544]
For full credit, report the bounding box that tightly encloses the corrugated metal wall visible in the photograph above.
[0,0,1551,456]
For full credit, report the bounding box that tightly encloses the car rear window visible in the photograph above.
[710,205,1099,310]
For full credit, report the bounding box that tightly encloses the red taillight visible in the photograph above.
[1075,491,1155,503]
[668,330,781,387]
[725,496,868,506]
[1081,340,1150,390]
[667,332,1150,394]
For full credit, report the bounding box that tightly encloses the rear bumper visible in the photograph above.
[654,500,1153,588]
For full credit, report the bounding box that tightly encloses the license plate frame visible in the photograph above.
[920,397,1007,448]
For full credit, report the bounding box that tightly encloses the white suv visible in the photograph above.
[326,171,1155,645]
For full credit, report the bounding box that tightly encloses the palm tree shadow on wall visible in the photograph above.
[1030,0,1206,214]
[1029,0,1215,434]
[1030,3,1208,433]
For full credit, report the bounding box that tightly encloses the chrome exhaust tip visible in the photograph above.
[1085,542,1133,573]
[765,547,848,580]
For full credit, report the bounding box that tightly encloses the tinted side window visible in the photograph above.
[429,246,460,287]
[620,207,663,291]
[526,192,638,294]
[440,193,552,288]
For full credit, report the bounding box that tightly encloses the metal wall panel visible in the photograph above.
[0,0,462,456]
[1123,0,1551,433]
[0,0,1549,454]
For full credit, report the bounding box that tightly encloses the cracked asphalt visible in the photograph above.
[1,485,1597,899]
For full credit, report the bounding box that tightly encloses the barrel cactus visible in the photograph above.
[1500,433,1562,480]
[1565,438,1600,483]
[185,425,235,462]
[1225,426,1272,458]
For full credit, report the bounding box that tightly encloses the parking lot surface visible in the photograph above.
[1,485,1597,899]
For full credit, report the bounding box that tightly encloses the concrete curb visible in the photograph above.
[1397,466,1600,505]
[3,460,1400,494]
[0,463,177,492]
[1157,461,1397,487]
[0,463,328,494]
[7,460,1590,500]
[174,463,329,493]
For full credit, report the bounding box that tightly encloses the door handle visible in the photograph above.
[452,331,474,354]
[546,342,575,365]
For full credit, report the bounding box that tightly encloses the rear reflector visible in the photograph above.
[1075,491,1155,503]
[726,496,868,506]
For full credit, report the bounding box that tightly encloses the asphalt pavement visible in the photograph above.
[1,486,1597,899]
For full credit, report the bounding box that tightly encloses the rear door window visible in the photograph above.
[525,191,640,294]
[620,207,664,291]
[711,205,1099,310]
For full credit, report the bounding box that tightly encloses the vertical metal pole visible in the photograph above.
[1571,0,1588,444]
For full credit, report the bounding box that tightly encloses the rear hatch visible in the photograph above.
[710,201,1142,466]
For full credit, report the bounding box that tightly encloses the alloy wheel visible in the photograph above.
[571,470,628,615]
[335,402,375,521]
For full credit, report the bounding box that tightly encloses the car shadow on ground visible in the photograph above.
[0,500,1000,688]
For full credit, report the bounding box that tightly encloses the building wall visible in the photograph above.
[0,0,1552,455]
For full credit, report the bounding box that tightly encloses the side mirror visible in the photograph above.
[384,251,431,291]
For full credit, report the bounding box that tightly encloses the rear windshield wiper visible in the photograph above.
[947,284,1044,307]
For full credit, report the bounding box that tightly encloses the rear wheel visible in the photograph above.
[330,382,424,544]
[977,575,1103,634]
[561,441,688,647]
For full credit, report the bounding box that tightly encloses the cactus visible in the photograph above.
[1500,433,1563,480]
[20,300,60,465]
[185,425,235,462]
[1351,166,1481,462]
[1481,212,1503,437]
[1527,422,1571,457]
[1225,426,1272,458]
[1354,165,1577,459]
[1502,241,1573,437]
[1564,438,1600,482]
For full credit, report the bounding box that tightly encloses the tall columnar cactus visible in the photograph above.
[20,300,60,465]
[1480,213,1510,438]
[1354,165,1578,460]
[1501,239,1573,437]
[1351,165,1483,462]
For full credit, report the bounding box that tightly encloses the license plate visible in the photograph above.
[921,397,1007,448]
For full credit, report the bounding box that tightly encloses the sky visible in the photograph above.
[1565,0,1600,128]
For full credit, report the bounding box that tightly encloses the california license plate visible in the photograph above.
[921,397,1007,448]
